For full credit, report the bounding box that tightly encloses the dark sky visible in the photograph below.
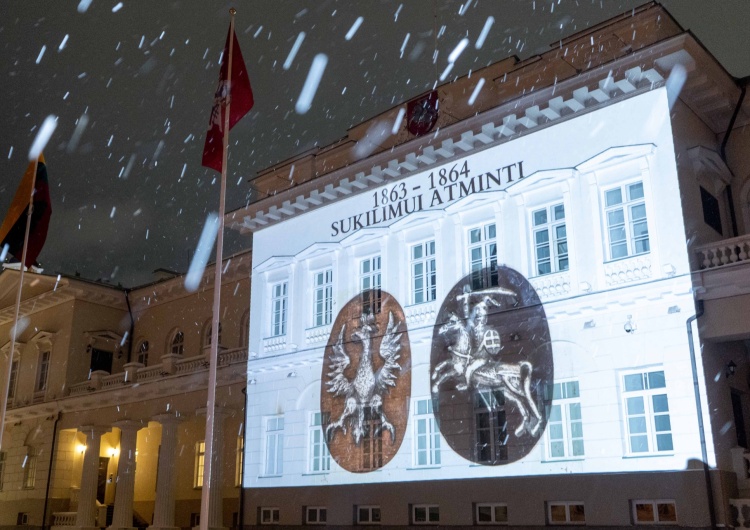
[1,1,748,287]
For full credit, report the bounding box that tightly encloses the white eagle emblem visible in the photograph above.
[325,311,403,445]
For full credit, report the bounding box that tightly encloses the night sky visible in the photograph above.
[1,1,748,287]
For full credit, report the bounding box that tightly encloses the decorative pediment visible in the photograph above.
[0,340,24,358]
[388,210,443,232]
[688,146,732,194]
[29,330,56,346]
[575,144,655,174]
[339,226,388,248]
[505,168,575,205]
[296,242,340,262]
[444,191,503,215]
[253,255,295,275]
[84,330,126,355]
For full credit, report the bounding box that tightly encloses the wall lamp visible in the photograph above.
[624,315,637,334]
[726,360,738,378]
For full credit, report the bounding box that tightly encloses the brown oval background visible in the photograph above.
[430,266,553,465]
[321,290,411,473]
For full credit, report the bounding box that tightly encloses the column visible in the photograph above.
[149,413,181,530]
[75,425,111,530]
[108,420,141,530]
[197,407,230,530]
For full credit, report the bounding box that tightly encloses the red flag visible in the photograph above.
[0,154,51,268]
[202,26,254,172]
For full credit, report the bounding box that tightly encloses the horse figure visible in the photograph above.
[431,313,542,437]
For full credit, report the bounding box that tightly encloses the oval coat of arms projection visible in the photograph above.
[321,290,411,473]
[430,266,552,464]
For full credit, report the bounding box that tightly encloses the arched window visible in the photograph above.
[240,310,250,348]
[137,340,149,367]
[203,320,222,348]
[170,330,185,356]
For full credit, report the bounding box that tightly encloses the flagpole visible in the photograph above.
[0,157,40,451]
[200,8,235,530]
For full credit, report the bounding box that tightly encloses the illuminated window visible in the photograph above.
[547,502,585,524]
[305,507,327,525]
[356,506,381,525]
[475,503,508,525]
[264,416,284,476]
[604,182,649,260]
[622,370,672,454]
[313,269,333,327]
[360,256,382,315]
[362,406,383,470]
[632,500,677,524]
[23,451,37,489]
[545,381,584,459]
[0,452,6,491]
[235,436,244,487]
[137,340,149,366]
[309,412,331,473]
[260,507,280,525]
[474,390,507,464]
[532,204,568,276]
[36,351,50,393]
[170,330,184,355]
[413,399,440,467]
[468,223,498,289]
[271,283,288,337]
[412,505,440,525]
[7,360,19,404]
[411,241,437,304]
[194,441,205,488]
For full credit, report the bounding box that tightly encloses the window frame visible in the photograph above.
[545,380,584,460]
[7,360,19,404]
[270,282,289,337]
[467,222,498,289]
[359,256,382,315]
[412,398,441,468]
[531,203,568,277]
[264,416,284,476]
[356,505,381,525]
[308,412,331,474]
[137,340,149,366]
[631,499,677,525]
[22,451,37,489]
[235,436,244,487]
[475,503,508,525]
[410,240,437,305]
[260,507,280,525]
[0,451,6,491]
[603,181,650,261]
[621,369,673,455]
[194,440,205,488]
[412,504,440,525]
[312,268,334,328]
[305,506,327,525]
[169,329,185,355]
[36,350,51,393]
[547,501,585,525]
[473,389,508,464]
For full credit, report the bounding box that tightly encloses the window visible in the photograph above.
[532,204,568,276]
[412,505,440,525]
[545,381,584,459]
[622,370,673,453]
[357,506,381,525]
[413,399,440,467]
[170,330,185,355]
[0,452,6,491]
[235,436,244,487]
[260,507,279,525]
[476,503,508,525]
[17,513,29,525]
[137,341,149,366]
[604,181,649,260]
[23,452,37,489]
[313,269,333,327]
[36,351,50,393]
[190,514,200,527]
[411,241,437,304]
[271,283,288,336]
[474,390,507,464]
[547,502,585,525]
[203,321,223,347]
[700,186,723,235]
[468,223,498,289]
[305,507,327,525]
[309,412,331,473]
[7,360,19,404]
[362,407,383,470]
[632,500,677,524]
[194,441,205,488]
[264,416,284,476]
[241,311,250,347]
[360,256,382,315]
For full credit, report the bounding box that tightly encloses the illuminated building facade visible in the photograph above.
[232,3,750,528]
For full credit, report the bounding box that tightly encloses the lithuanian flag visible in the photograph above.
[0,154,52,268]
